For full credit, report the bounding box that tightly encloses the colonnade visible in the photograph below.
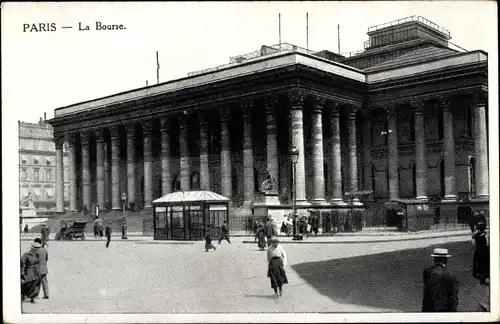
[54,91,489,212]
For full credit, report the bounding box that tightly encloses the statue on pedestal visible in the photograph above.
[20,193,34,209]
[260,169,278,194]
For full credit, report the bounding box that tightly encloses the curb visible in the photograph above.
[241,233,471,244]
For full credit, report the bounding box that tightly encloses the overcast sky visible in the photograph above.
[1,1,497,124]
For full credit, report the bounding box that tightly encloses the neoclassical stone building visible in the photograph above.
[47,16,489,231]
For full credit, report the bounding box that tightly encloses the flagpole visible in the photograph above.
[156,51,160,84]
[279,13,281,49]
[306,13,309,51]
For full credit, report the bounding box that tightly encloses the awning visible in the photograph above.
[153,190,230,204]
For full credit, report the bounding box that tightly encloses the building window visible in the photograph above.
[45,187,54,199]
[45,169,52,181]
[45,157,51,166]
[33,187,41,199]
[20,168,27,181]
[33,156,40,165]
[34,168,40,181]
[20,155,27,164]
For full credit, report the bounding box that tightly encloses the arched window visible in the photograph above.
[191,172,200,190]
[254,168,259,192]
[172,175,181,192]
[440,160,445,198]
[469,157,476,196]
[466,108,473,138]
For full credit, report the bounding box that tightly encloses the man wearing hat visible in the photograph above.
[105,221,112,248]
[40,223,50,247]
[422,248,459,312]
[21,241,42,303]
[34,238,49,299]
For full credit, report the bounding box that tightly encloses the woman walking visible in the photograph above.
[267,236,288,298]
[255,222,266,251]
[21,241,41,303]
[205,225,216,252]
[472,222,489,284]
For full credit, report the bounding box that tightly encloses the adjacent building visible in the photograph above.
[19,117,70,212]
[46,16,489,231]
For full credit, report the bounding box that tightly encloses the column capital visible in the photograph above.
[330,103,341,118]
[311,96,326,113]
[80,132,90,146]
[110,126,120,140]
[95,128,106,143]
[386,103,398,119]
[65,133,76,147]
[264,97,279,115]
[346,104,358,117]
[288,91,306,108]
[142,120,154,135]
[160,116,170,131]
[54,135,65,149]
[198,110,209,126]
[125,124,135,137]
[473,91,487,107]
[410,100,425,114]
[241,100,254,114]
[439,97,453,112]
[220,107,230,122]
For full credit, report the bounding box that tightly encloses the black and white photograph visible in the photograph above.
[2,1,498,323]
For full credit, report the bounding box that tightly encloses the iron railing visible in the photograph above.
[368,16,451,37]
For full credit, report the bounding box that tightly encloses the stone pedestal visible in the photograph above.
[252,193,285,225]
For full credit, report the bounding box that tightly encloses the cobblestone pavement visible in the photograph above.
[19,235,486,314]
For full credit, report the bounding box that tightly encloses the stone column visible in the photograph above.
[289,93,307,204]
[126,124,136,205]
[199,112,210,190]
[362,114,373,192]
[413,101,428,200]
[330,104,343,203]
[142,120,154,208]
[473,93,489,200]
[311,97,326,204]
[110,126,121,210]
[104,141,109,209]
[220,108,232,199]
[441,98,457,200]
[242,102,255,205]
[179,116,190,191]
[55,136,65,212]
[66,133,77,212]
[387,104,399,200]
[81,132,91,210]
[161,117,172,195]
[95,129,106,209]
[265,98,279,192]
[347,105,359,194]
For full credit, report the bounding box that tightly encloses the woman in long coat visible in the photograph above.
[267,237,288,298]
[21,242,41,303]
[472,222,489,284]
[204,225,216,252]
[255,223,266,251]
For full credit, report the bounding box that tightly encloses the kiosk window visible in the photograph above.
[171,206,184,228]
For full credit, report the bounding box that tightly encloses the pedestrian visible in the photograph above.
[93,217,100,239]
[83,204,88,215]
[205,224,216,252]
[21,241,42,303]
[34,238,49,299]
[267,236,288,299]
[255,222,266,251]
[264,218,275,247]
[472,222,489,284]
[422,248,459,312]
[105,221,112,248]
[23,224,29,236]
[40,223,50,247]
[218,221,231,244]
[98,219,104,238]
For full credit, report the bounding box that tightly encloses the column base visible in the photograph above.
[311,198,328,205]
[295,199,310,206]
[442,195,457,203]
[415,196,428,201]
[329,199,347,206]
[473,195,489,202]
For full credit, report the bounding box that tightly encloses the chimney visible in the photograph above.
[44,112,46,121]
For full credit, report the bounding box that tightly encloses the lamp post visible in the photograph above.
[288,145,301,240]
[121,192,128,239]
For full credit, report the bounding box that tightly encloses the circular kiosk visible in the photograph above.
[152,190,230,240]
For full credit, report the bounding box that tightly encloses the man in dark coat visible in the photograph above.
[264,219,275,247]
[218,221,231,244]
[422,248,459,312]
[34,238,49,299]
[105,221,112,248]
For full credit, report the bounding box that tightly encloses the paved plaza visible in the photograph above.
[20,235,487,313]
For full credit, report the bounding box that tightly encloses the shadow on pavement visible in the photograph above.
[292,241,487,312]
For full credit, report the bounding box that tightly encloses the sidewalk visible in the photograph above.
[20,229,472,244]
